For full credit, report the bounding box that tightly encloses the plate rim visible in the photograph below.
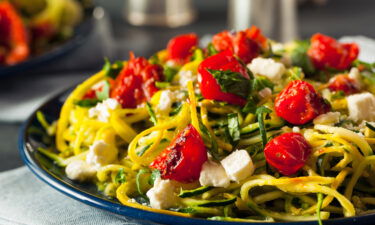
[17,88,375,225]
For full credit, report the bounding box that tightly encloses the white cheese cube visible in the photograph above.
[247,57,285,81]
[292,126,301,133]
[88,98,119,122]
[220,150,254,182]
[65,160,96,182]
[313,112,341,125]
[199,160,230,188]
[157,90,174,114]
[347,92,375,122]
[258,87,272,99]
[146,178,178,209]
[86,140,118,168]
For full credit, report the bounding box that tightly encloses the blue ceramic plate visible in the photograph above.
[0,8,94,77]
[18,88,375,225]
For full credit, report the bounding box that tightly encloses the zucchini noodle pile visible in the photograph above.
[36,34,375,223]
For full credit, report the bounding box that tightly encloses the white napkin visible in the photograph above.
[0,167,150,225]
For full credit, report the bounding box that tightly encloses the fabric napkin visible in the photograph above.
[0,167,155,225]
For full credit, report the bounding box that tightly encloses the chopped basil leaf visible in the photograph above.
[149,170,161,185]
[290,40,316,75]
[146,102,157,125]
[331,91,345,100]
[242,98,257,114]
[251,76,274,92]
[199,121,220,160]
[136,143,152,156]
[136,169,150,197]
[164,66,178,82]
[155,81,170,89]
[74,99,100,107]
[208,69,250,98]
[115,168,126,184]
[227,113,240,143]
[207,43,219,56]
[102,58,123,79]
[95,80,110,101]
[256,106,272,148]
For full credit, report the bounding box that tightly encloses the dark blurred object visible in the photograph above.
[228,0,298,42]
[124,0,196,27]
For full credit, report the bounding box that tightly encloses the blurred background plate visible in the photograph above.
[0,7,94,77]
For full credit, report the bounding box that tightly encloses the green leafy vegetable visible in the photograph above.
[199,121,220,160]
[115,168,126,184]
[290,40,316,75]
[287,67,304,81]
[95,80,110,101]
[227,113,241,143]
[136,143,152,156]
[208,69,250,98]
[207,43,219,56]
[242,98,257,114]
[146,102,157,125]
[155,81,170,89]
[149,170,161,186]
[251,76,274,92]
[256,106,272,148]
[74,99,100,108]
[102,58,124,79]
[136,169,150,197]
[164,66,178,82]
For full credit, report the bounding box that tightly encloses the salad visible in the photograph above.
[0,0,83,66]
[37,27,375,223]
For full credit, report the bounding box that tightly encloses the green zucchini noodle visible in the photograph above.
[35,31,375,223]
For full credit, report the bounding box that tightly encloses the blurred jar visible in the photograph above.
[124,0,196,27]
[228,0,298,42]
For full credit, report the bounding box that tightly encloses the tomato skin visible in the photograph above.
[275,80,330,125]
[167,33,198,64]
[0,1,29,65]
[198,50,249,106]
[307,33,359,70]
[264,132,311,176]
[111,53,163,108]
[328,74,359,95]
[212,26,266,63]
[150,124,208,183]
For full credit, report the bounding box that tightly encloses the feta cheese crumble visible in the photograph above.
[313,112,341,125]
[65,160,96,182]
[258,87,272,99]
[220,150,254,182]
[199,160,230,188]
[146,178,178,209]
[348,67,362,88]
[347,92,375,122]
[248,57,286,82]
[88,98,119,122]
[179,70,196,87]
[86,140,118,168]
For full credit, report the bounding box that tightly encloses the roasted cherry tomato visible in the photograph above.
[111,53,163,108]
[264,132,311,176]
[328,74,359,95]
[167,33,198,64]
[212,26,266,63]
[150,124,208,183]
[198,50,250,106]
[307,33,359,70]
[0,1,29,65]
[275,80,330,125]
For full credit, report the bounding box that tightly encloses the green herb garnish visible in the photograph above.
[256,106,272,148]
[115,168,126,184]
[208,69,250,98]
[227,113,240,143]
[146,102,157,125]
[74,99,100,108]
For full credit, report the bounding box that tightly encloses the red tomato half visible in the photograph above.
[198,50,249,106]
[275,80,330,125]
[264,132,311,176]
[0,1,29,65]
[212,26,266,63]
[328,74,359,95]
[307,33,359,70]
[150,124,208,183]
[111,53,163,108]
[167,33,198,64]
